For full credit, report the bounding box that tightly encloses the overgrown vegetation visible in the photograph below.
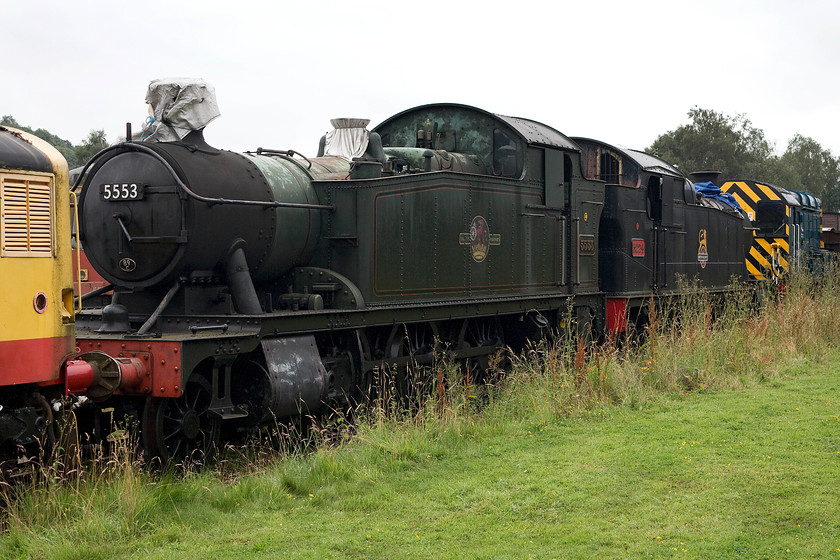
[3,269,840,558]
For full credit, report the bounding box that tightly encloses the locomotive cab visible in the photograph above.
[755,199,787,234]
[348,103,606,299]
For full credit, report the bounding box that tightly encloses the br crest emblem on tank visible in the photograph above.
[459,216,501,262]
[698,229,708,268]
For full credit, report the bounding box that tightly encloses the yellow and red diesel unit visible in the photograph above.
[0,127,76,389]
[0,126,129,458]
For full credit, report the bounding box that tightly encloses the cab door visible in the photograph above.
[544,149,568,287]
[570,172,604,292]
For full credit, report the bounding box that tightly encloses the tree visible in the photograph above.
[0,115,21,128]
[649,107,779,182]
[73,129,109,168]
[648,108,840,210]
[779,134,840,211]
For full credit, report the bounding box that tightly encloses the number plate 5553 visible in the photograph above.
[101,183,144,201]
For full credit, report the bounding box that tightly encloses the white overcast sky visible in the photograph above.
[5,0,839,159]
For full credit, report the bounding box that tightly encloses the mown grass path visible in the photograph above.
[5,352,840,559]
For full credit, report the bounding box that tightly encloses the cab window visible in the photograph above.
[598,151,620,183]
[755,201,786,233]
[493,129,518,178]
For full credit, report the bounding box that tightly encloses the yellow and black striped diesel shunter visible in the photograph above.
[719,178,822,280]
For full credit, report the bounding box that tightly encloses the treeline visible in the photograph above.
[4,109,839,211]
[649,107,840,211]
[0,115,108,170]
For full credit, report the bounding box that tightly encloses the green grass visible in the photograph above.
[5,358,839,559]
[3,272,840,558]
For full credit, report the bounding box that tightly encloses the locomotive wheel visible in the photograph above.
[142,374,220,464]
[385,323,438,403]
[386,323,437,364]
[462,318,504,384]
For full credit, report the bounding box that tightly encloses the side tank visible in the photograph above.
[78,132,335,292]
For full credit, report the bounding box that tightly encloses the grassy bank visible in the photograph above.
[2,272,840,558]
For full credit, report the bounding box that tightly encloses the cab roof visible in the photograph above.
[374,103,579,152]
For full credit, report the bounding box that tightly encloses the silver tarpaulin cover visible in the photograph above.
[141,78,221,142]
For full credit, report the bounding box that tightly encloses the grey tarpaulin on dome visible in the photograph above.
[141,78,221,142]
